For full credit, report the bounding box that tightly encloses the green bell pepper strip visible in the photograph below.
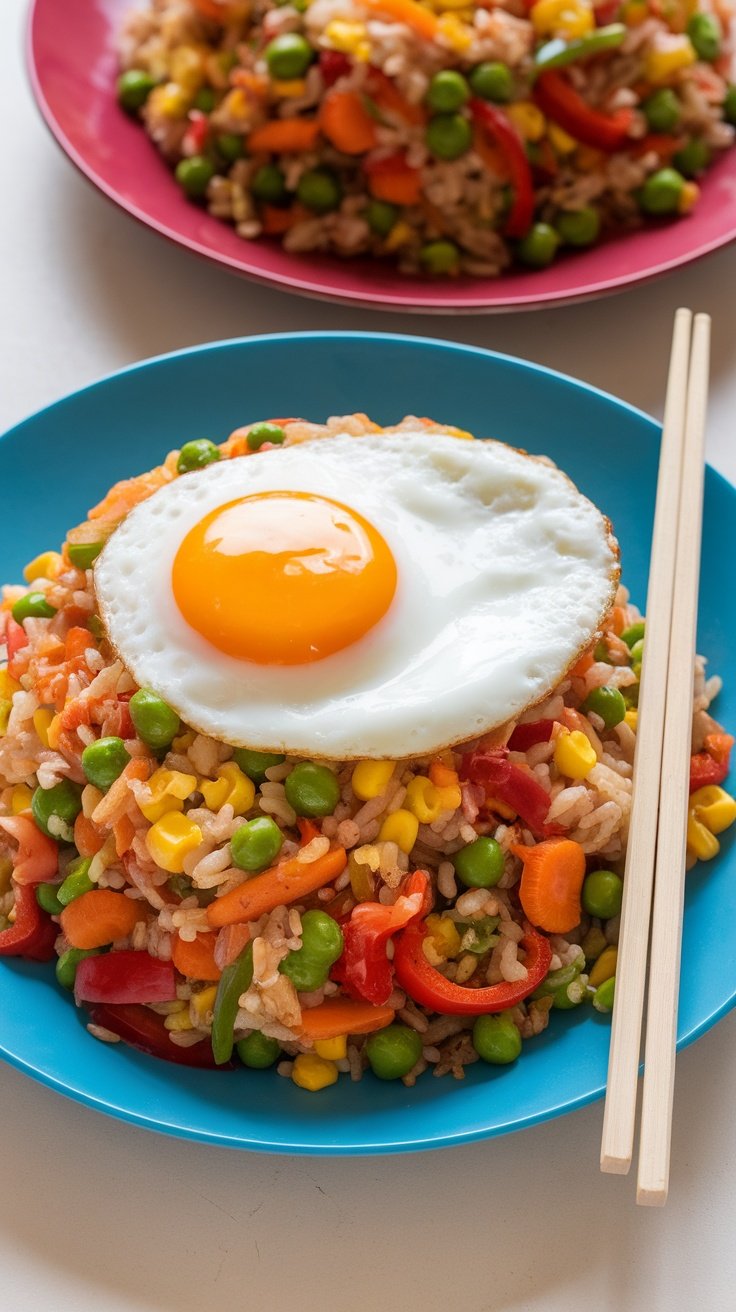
[533,25,626,76]
[211,942,254,1065]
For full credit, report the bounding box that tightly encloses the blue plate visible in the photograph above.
[1,333,734,1155]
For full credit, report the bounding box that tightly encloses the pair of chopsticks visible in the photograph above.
[600,308,711,1205]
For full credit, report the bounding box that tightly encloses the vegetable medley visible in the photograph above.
[118,0,735,276]
[1,414,735,1092]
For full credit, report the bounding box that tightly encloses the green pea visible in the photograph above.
[620,621,645,648]
[81,737,131,792]
[366,199,398,237]
[516,222,560,269]
[419,240,461,274]
[35,882,64,916]
[622,683,639,709]
[177,438,221,474]
[630,637,645,678]
[642,87,680,134]
[117,69,157,112]
[426,112,472,160]
[555,206,600,247]
[57,857,94,906]
[581,685,626,729]
[237,1031,281,1068]
[251,163,287,203]
[216,132,244,162]
[175,155,216,199]
[472,1012,522,1064]
[582,869,623,919]
[129,688,180,750]
[284,762,340,817]
[279,910,344,992]
[265,33,314,79]
[427,70,470,113]
[552,976,589,1009]
[246,422,286,451]
[365,1024,423,1080]
[231,816,284,873]
[232,747,286,783]
[68,542,103,569]
[297,168,342,214]
[453,836,504,889]
[593,974,616,1014]
[724,86,736,125]
[31,780,83,843]
[687,12,721,61]
[12,592,56,623]
[56,947,101,991]
[673,137,712,177]
[638,167,685,216]
[194,86,217,113]
[469,61,513,103]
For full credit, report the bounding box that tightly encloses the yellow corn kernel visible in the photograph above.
[11,785,33,814]
[292,1053,339,1091]
[190,985,218,1023]
[405,775,461,824]
[531,0,593,37]
[557,7,594,36]
[324,19,370,58]
[383,220,413,252]
[314,1035,347,1060]
[548,122,577,155]
[378,808,419,855]
[348,851,375,902]
[169,45,206,93]
[621,0,648,21]
[351,759,396,801]
[271,78,307,97]
[33,708,55,747]
[645,36,696,83]
[506,102,547,143]
[149,82,190,120]
[436,12,474,51]
[138,768,197,823]
[0,700,11,735]
[172,730,196,752]
[588,944,617,988]
[624,709,638,730]
[678,180,700,214]
[686,811,720,861]
[425,912,462,960]
[691,785,736,836]
[24,551,62,583]
[200,763,255,816]
[0,671,21,700]
[554,728,597,780]
[145,811,203,874]
[164,1009,195,1032]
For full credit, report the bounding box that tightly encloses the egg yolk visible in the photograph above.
[172,491,397,665]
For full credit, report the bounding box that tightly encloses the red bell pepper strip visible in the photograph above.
[690,733,734,793]
[74,949,177,1005]
[394,920,552,1015]
[182,110,209,156]
[534,71,633,152]
[469,99,534,238]
[507,719,555,751]
[0,815,59,885]
[331,870,431,1005]
[85,1002,235,1068]
[0,882,57,962]
[460,749,564,838]
[319,50,352,86]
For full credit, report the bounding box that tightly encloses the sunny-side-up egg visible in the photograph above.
[94,430,620,759]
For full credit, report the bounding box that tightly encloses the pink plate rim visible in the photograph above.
[27,0,736,314]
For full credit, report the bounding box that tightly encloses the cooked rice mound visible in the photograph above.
[0,414,731,1091]
[118,0,735,276]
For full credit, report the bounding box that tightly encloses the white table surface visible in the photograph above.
[4,2,736,1308]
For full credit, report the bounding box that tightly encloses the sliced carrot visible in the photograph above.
[299,998,396,1041]
[365,154,422,205]
[429,761,459,789]
[364,0,439,40]
[247,118,320,154]
[74,812,105,858]
[172,932,222,982]
[319,90,378,154]
[366,69,425,126]
[512,838,586,934]
[297,818,321,845]
[570,650,594,679]
[610,605,627,636]
[60,889,145,950]
[65,627,93,662]
[207,847,347,928]
[113,813,136,858]
[260,202,308,235]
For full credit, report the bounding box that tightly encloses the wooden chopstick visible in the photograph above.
[600,308,693,1176]
[636,312,711,1206]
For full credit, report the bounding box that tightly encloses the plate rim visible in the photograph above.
[2,330,735,1154]
[26,0,736,315]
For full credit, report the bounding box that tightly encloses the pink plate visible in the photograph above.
[28,0,736,313]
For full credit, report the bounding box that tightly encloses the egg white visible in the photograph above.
[95,431,619,759]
